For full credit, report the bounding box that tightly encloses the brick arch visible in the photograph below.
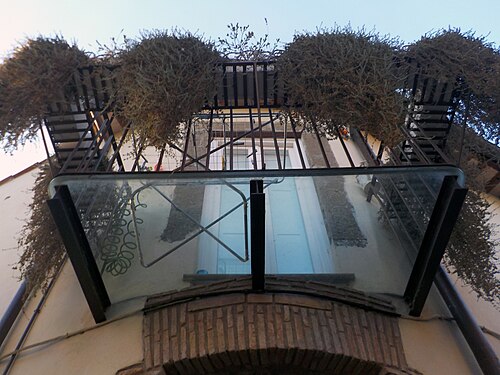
[164,348,383,375]
[136,278,421,375]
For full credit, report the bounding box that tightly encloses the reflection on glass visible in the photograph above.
[50,167,461,304]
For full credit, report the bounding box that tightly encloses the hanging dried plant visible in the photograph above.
[113,30,220,148]
[277,27,406,146]
[16,162,66,293]
[445,190,499,305]
[0,36,89,151]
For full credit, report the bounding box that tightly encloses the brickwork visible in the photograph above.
[145,276,396,315]
[136,278,416,374]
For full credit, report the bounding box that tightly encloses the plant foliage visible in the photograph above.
[405,29,500,145]
[217,22,280,60]
[446,191,499,305]
[16,162,66,293]
[0,36,89,151]
[277,27,406,146]
[113,30,220,148]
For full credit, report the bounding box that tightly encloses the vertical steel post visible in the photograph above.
[404,175,467,316]
[47,185,110,322]
[250,180,265,291]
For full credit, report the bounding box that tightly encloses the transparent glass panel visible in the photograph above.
[50,166,463,304]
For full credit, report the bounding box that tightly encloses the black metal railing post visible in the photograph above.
[250,179,265,291]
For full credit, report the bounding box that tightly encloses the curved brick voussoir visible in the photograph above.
[142,282,416,375]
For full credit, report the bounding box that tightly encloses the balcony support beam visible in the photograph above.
[47,185,110,323]
[404,175,467,316]
[250,179,265,291]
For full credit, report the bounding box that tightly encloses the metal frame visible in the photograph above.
[250,180,265,290]
[47,185,110,322]
[404,175,468,315]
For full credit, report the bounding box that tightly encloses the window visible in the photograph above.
[197,142,333,275]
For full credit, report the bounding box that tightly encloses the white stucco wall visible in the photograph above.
[0,263,143,375]
[0,167,39,319]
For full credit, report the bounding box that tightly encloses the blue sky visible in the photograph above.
[0,0,499,179]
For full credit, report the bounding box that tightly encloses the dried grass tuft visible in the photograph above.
[0,36,89,151]
[446,190,500,306]
[113,30,220,147]
[16,162,66,293]
[277,27,406,146]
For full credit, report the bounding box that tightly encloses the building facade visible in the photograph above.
[0,61,499,375]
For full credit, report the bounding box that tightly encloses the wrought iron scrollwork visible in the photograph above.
[98,185,146,276]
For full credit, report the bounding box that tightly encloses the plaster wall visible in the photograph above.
[0,262,143,375]
[0,167,39,318]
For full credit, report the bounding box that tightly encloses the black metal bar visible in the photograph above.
[58,117,95,174]
[47,185,110,322]
[263,63,268,107]
[399,126,433,164]
[107,121,131,172]
[335,126,355,167]
[435,267,500,375]
[72,70,83,112]
[89,67,100,109]
[205,109,214,171]
[165,140,208,170]
[156,143,167,171]
[232,65,238,106]
[250,180,265,291]
[243,65,248,107]
[289,115,306,169]
[39,120,57,175]
[253,62,266,170]
[174,115,279,172]
[269,108,282,170]
[376,141,385,163]
[248,109,258,170]
[180,119,192,171]
[405,176,468,316]
[78,112,114,171]
[92,135,115,172]
[80,71,91,110]
[312,120,330,168]
[351,129,379,166]
[458,93,471,167]
[229,108,234,171]
[131,143,145,172]
[222,67,229,107]
[55,165,465,186]
[106,119,125,171]
[191,122,199,171]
